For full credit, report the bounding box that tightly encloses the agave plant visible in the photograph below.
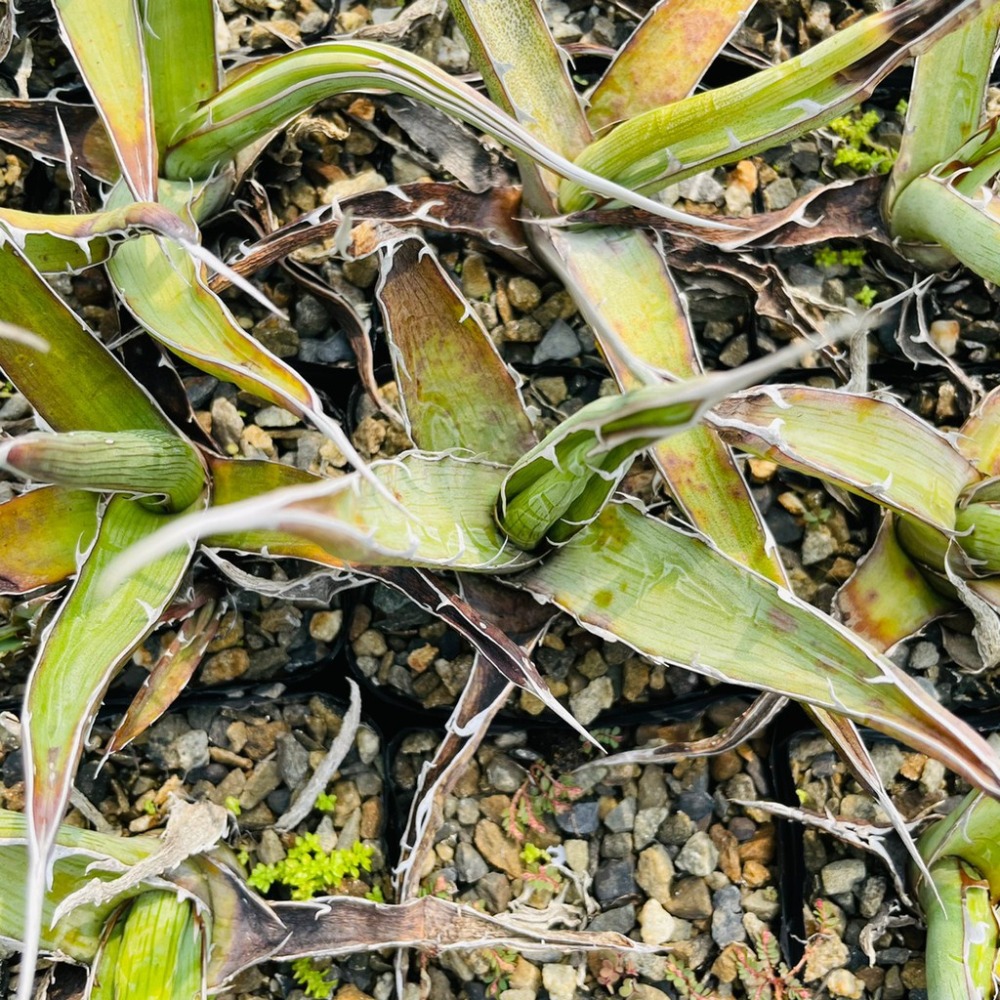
[3,0,1000,996]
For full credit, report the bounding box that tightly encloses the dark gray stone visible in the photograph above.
[531,319,580,364]
[711,884,747,947]
[676,789,715,821]
[587,904,636,935]
[556,800,600,836]
[455,843,489,883]
[593,859,638,906]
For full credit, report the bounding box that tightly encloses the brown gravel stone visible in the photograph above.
[200,648,250,685]
[360,797,382,840]
[709,825,742,883]
[474,819,523,877]
[709,750,743,782]
[738,824,776,864]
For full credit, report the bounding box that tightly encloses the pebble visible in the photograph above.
[569,677,614,725]
[164,730,209,773]
[804,933,849,981]
[710,885,746,947]
[461,252,492,300]
[564,839,589,874]
[636,844,674,905]
[664,876,712,920]
[659,811,695,845]
[859,875,886,918]
[826,969,864,998]
[604,796,636,833]
[588,904,635,935]
[275,732,310,788]
[675,789,714,822]
[741,887,780,920]
[455,843,490,883]
[240,759,282,810]
[801,527,836,565]
[477,871,511,913]
[353,629,388,657]
[293,293,329,337]
[675,831,719,877]
[638,899,676,945]
[531,320,580,363]
[485,755,525,794]
[678,171,725,204]
[555,800,600,836]
[593,859,637,906]
[762,176,798,211]
[200,648,250,685]
[633,807,669,850]
[821,858,867,896]
[474,820,523,877]
[309,610,343,642]
[542,964,577,1000]
[506,276,541,313]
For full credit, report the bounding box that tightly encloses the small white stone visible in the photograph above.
[542,963,578,1000]
[638,898,676,945]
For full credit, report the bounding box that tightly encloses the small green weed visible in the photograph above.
[247,833,373,900]
[854,284,878,308]
[505,762,584,841]
[290,956,338,1000]
[313,791,336,813]
[248,833,375,998]
[828,109,897,174]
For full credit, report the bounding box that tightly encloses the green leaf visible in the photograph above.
[711,385,977,532]
[836,514,955,651]
[957,385,1000,476]
[140,0,219,155]
[105,454,537,589]
[498,345,837,550]
[886,2,1000,208]
[20,495,200,998]
[53,0,157,200]
[889,171,1000,285]
[917,857,997,1000]
[105,181,323,417]
[0,237,174,434]
[1,431,205,512]
[375,234,535,463]
[559,0,991,211]
[163,40,734,232]
[0,487,99,593]
[535,226,783,581]
[0,200,195,273]
[518,501,1000,797]
[588,0,755,131]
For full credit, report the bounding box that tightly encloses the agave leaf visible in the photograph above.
[837,514,955,652]
[104,181,324,416]
[163,41,735,232]
[0,199,195,273]
[102,891,204,1000]
[104,454,537,592]
[205,455,347,564]
[269,894,651,961]
[890,171,1000,287]
[0,237,172,434]
[918,857,997,1000]
[587,0,755,131]
[53,0,157,201]
[20,495,201,1000]
[559,0,991,211]
[498,341,836,550]
[0,810,160,963]
[0,98,118,182]
[957,386,1000,477]
[534,225,783,581]
[375,234,535,462]
[711,385,978,532]
[449,0,590,209]
[105,600,221,754]
[0,487,99,594]
[140,0,219,154]
[886,2,1000,208]
[451,0,590,160]
[0,430,206,512]
[518,501,1000,798]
